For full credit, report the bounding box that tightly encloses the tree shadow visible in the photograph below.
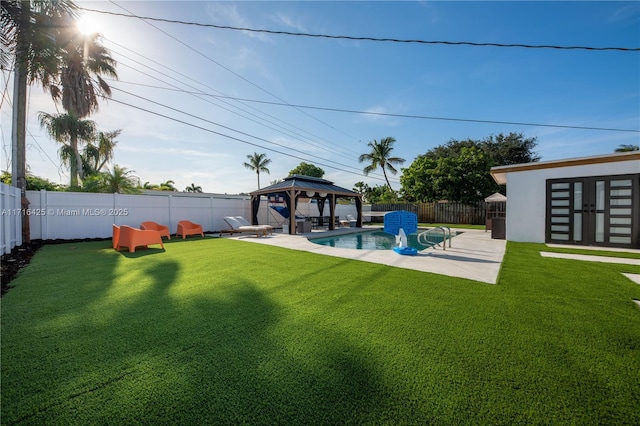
[3,243,389,424]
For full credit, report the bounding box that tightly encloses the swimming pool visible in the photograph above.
[309,229,454,251]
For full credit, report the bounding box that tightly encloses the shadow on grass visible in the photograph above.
[2,239,388,424]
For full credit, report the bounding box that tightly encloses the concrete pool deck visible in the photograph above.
[224,227,507,284]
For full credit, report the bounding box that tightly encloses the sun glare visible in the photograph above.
[76,14,100,35]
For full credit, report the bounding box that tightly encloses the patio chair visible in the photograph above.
[346,214,358,227]
[112,224,120,250]
[177,220,204,239]
[116,225,165,253]
[223,217,269,237]
[234,216,273,235]
[140,221,171,240]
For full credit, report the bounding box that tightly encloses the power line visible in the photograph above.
[107,1,361,144]
[110,86,380,179]
[108,80,640,134]
[81,7,640,52]
[107,96,391,183]
[104,39,366,159]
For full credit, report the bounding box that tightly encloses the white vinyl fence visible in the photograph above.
[24,190,359,241]
[1,183,22,254]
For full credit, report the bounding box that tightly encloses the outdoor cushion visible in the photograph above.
[223,217,269,237]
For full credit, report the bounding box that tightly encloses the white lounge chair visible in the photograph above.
[223,217,269,237]
[234,216,273,235]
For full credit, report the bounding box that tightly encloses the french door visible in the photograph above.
[546,174,639,248]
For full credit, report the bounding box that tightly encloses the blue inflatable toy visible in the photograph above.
[384,211,418,256]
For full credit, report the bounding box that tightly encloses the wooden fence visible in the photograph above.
[369,201,488,225]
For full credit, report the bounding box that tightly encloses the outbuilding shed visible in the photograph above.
[490,151,640,249]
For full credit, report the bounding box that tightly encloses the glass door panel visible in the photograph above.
[547,174,638,248]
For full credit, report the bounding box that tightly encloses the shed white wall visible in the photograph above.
[505,159,640,243]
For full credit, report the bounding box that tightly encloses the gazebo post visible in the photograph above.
[329,194,336,230]
[289,188,297,235]
[355,195,363,227]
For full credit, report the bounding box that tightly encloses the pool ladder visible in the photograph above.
[417,226,452,250]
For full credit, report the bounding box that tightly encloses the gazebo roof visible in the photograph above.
[250,175,360,197]
[484,192,507,203]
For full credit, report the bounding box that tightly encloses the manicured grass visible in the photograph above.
[1,237,639,424]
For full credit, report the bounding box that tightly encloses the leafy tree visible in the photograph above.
[365,185,400,203]
[185,183,203,193]
[352,181,370,203]
[482,133,540,165]
[401,133,539,203]
[38,111,96,188]
[358,137,405,190]
[1,170,63,191]
[243,152,271,189]
[288,162,325,178]
[615,144,639,152]
[423,133,539,165]
[82,165,139,194]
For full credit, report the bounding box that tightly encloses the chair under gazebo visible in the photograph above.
[250,175,363,235]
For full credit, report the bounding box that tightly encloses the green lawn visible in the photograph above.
[1,237,639,425]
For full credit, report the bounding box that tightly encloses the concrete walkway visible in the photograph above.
[224,228,507,284]
[539,251,640,266]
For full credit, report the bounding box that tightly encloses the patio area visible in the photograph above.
[223,227,507,284]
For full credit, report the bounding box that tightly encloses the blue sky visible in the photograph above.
[2,1,639,194]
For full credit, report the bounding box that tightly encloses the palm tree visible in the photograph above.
[83,130,120,174]
[159,180,177,191]
[51,29,117,117]
[38,111,95,187]
[358,137,405,190]
[185,183,202,193]
[99,165,139,194]
[83,164,139,194]
[142,182,159,190]
[614,144,639,152]
[2,0,77,241]
[243,152,271,189]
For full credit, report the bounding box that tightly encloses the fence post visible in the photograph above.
[168,195,173,234]
[40,189,47,240]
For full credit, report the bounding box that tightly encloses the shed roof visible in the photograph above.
[484,192,507,203]
[490,151,640,185]
[250,175,360,197]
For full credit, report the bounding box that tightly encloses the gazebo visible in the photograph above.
[250,175,363,235]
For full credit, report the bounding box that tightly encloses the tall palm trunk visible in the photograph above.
[69,133,84,186]
[11,0,31,243]
[381,164,392,190]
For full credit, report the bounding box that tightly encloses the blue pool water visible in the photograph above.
[309,229,453,251]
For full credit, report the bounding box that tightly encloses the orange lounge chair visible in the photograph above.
[177,220,204,239]
[116,225,165,253]
[112,224,120,249]
[140,221,171,240]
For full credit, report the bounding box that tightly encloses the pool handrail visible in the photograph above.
[417,226,452,250]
